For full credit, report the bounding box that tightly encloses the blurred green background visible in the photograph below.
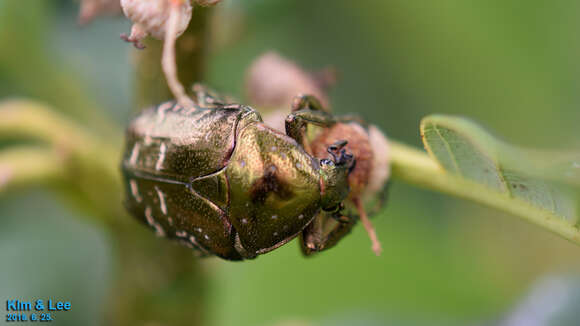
[1,0,580,325]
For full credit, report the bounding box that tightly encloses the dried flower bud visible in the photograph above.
[120,0,192,48]
[311,123,373,198]
[310,122,390,200]
[78,0,122,25]
[245,52,333,110]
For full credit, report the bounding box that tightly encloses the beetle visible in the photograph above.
[121,88,359,260]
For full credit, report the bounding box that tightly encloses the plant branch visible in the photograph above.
[0,147,64,192]
[0,99,119,175]
[0,100,123,224]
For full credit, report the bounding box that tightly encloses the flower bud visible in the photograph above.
[121,0,192,48]
[245,52,333,110]
[78,0,122,25]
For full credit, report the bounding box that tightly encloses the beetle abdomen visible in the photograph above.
[122,172,243,260]
[121,101,257,260]
[124,101,243,180]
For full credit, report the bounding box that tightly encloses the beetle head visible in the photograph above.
[319,140,355,211]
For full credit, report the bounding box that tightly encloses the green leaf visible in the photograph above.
[514,149,580,188]
[420,114,578,229]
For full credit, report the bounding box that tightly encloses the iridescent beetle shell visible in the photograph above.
[121,98,354,261]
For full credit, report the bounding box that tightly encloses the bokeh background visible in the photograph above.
[1,1,580,325]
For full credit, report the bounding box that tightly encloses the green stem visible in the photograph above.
[0,100,119,176]
[0,147,64,192]
[0,100,123,224]
[107,7,214,326]
[389,140,580,244]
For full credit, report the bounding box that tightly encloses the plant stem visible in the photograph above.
[0,147,64,192]
[107,7,214,326]
[389,140,580,244]
[0,100,123,224]
[0,6,213,324]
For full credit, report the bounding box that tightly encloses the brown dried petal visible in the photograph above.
[364,125,390,200]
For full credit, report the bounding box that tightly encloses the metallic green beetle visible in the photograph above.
[122,90,355,260]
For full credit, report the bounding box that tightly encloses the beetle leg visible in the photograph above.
[192,83,226,107]
[336,114,369,128]
[286,94,331,150]
[299,212,356,256]
[291,94,328,113]
[285,108,337,147]
[291,95,365,126]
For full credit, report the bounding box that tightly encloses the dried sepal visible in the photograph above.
[364,126,390,199]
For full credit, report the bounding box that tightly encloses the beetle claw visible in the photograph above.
[331,212,350,223]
